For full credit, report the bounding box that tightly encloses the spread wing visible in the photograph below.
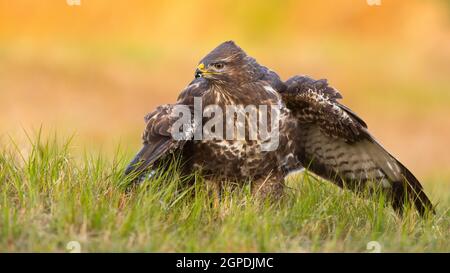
[282,75,434,216]
[124,78,209,181]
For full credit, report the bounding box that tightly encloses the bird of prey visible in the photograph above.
[125,41,434,216]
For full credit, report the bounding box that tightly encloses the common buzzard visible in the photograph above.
[125,41,434,216]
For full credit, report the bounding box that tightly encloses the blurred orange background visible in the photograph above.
[0,0,449,179]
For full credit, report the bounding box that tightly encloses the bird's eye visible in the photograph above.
[213,62,224,70]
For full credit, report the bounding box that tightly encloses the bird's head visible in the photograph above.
[195,41,262,85]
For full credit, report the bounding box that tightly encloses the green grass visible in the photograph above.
[0,133,449,252]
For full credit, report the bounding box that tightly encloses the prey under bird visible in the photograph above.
[125,41,434,216]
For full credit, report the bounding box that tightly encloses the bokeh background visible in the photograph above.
[0,0,449,181]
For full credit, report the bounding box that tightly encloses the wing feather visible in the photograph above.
[125,78,210,182]
[124,104,182,178]
[282,75,434,215]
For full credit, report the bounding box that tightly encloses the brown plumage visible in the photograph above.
[125,41,434,216]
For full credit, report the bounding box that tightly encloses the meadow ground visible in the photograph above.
[0,134,448,252]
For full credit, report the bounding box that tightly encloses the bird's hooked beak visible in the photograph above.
[195,63,219,78]
[195,63,207,78]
